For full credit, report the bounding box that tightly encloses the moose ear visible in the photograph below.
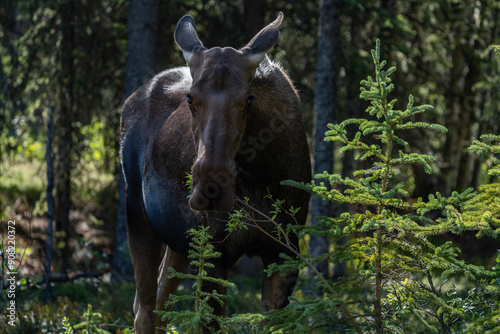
[174,15,205,64]
[240,12,283,67]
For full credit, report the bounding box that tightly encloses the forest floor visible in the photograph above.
[0,160,134,333]
[1,162,116,279]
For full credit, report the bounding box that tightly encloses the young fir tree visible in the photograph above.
[62,305,112,334]
[156,225,236,334]
[263,39,500,333]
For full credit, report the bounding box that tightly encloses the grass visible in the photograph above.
[0,160,45,210]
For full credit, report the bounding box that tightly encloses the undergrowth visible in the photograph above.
[0,279,135,334]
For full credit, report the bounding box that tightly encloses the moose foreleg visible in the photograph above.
[155,247,189,332]
[261,261,298,312]
[127,204,163,334]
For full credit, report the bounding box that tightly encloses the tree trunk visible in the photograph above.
[438,4,484,195]
[112,0,160,281]
[455,47,481,191]
[123,0,160,98]
[439,44,464,195]
[55,0,76,274]
[44,107,55,301]
[309,0,340,280]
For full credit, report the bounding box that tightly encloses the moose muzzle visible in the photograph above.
[189,160,236,212]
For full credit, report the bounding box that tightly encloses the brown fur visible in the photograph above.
[120,14,311,333]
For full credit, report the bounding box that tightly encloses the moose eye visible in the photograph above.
[186,94,194,110]
[246,96,255,108]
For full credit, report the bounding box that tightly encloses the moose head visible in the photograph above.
[174,13,284,212]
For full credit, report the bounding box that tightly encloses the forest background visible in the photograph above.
[0,0,499,333]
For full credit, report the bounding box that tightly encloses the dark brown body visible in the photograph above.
[120,14,311,333]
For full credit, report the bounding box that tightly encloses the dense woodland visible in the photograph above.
[1,0,500,333]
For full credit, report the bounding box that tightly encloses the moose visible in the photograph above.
[120,13,311,333]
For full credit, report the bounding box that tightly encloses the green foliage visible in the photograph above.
[185,172,193,194]
[275,39,499,333]
[62,303,132,334]
[71,304,112,334]
[461,134,500,238]
[63,317,75,334]
[469,134,500,176]
[5,296,81,334]
[157,225,278,333]
[0,0,126,164]
[156,225,236,333]
[0,161,44,206]
[495,251,500,283]
[492,45,500,57]
[61,304,120,334]
[0,281,135,334]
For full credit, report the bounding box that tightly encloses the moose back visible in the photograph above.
[120,13,311,333]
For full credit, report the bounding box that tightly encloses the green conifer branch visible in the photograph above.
[156,225,236,334]
[281,38,498,332]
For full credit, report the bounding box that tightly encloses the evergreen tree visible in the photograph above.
[268,39,499,333]
[156,225,236,334]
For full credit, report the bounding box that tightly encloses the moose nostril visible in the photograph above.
[189,159,237,212]
[189,189,209,210]
[189,182,235,212]
[207,169,235,188]
[204,183,220,199]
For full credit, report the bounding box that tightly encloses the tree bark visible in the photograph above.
[55,0,76,273]
[123,0,160,98]
[439,43,464,196]
[44,107,55,302]
[112,0,160,281]
[309,0,340,280]
[455,47,481,191]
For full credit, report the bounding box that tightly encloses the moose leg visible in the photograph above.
[127,204,162,334]
[261,257,298,312]
[155,247,189,333]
